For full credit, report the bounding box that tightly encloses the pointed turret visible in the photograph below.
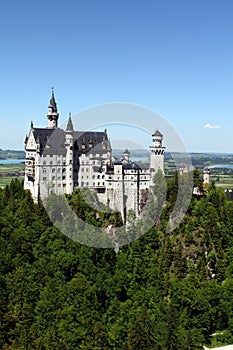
[49,87,58,113]
[123,149,130,163]
[47,88,59,129]
[66,112,74,131]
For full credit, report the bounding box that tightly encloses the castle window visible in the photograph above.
[57,168,61,172]
[93,161,95,165]
[86,168,88,172]
[81,182,84,186]
[92,175,95,179]
[43,161,46,165]
[93,182,95,186]
[82,168,84,172]
[86,182,89,186]
[50,161,53,165]
[102,175,104,179]
[52,176,55,180]
[43,168,46,173]
[58,184,61,187]
[98,182,100,186]
[102,182,104,185]
[97,175,100,179]
[52,168,56,173]
[43,177,46,181]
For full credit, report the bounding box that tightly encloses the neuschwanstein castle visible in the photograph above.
[24,90,165,221]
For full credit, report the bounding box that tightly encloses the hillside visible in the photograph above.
[1,174,233,349]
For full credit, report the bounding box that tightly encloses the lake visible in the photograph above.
[0,159,25,165]
[209,164,233,169]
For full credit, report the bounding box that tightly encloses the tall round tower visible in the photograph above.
[149,129,165,180]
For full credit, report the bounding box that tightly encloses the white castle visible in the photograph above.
[24,90,165,221]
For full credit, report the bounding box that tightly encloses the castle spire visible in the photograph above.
[66,112,74,131]
[49,87,58,113]
[47,88,59,129]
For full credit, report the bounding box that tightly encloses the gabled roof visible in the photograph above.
[32,128,66,155]
[73,131,111,155]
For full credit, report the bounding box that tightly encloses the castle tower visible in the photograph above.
[203,167,211,185]
[47,88,59,129]
[149,129,165,181]
[65,113,74,194]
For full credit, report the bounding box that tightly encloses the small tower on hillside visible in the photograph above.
[203,167,211,185]
[47,88,59,129]
[149,129,165,181]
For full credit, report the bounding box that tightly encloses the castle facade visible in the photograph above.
[24,91,165,221]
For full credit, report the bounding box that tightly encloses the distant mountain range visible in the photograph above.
[1,148,233,168]
[0,149,25,160]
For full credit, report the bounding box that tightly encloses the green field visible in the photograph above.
[212,175,233,190]
[0,163,25,188]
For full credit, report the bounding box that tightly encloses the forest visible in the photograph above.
[1,173,233,349]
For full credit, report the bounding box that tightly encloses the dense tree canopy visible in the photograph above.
[1,175,233,349]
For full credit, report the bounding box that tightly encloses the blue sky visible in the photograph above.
[0,0,232,152]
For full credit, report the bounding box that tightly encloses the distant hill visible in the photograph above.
[0,149,25,160]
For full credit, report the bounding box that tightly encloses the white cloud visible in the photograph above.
[204,123,222,129]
